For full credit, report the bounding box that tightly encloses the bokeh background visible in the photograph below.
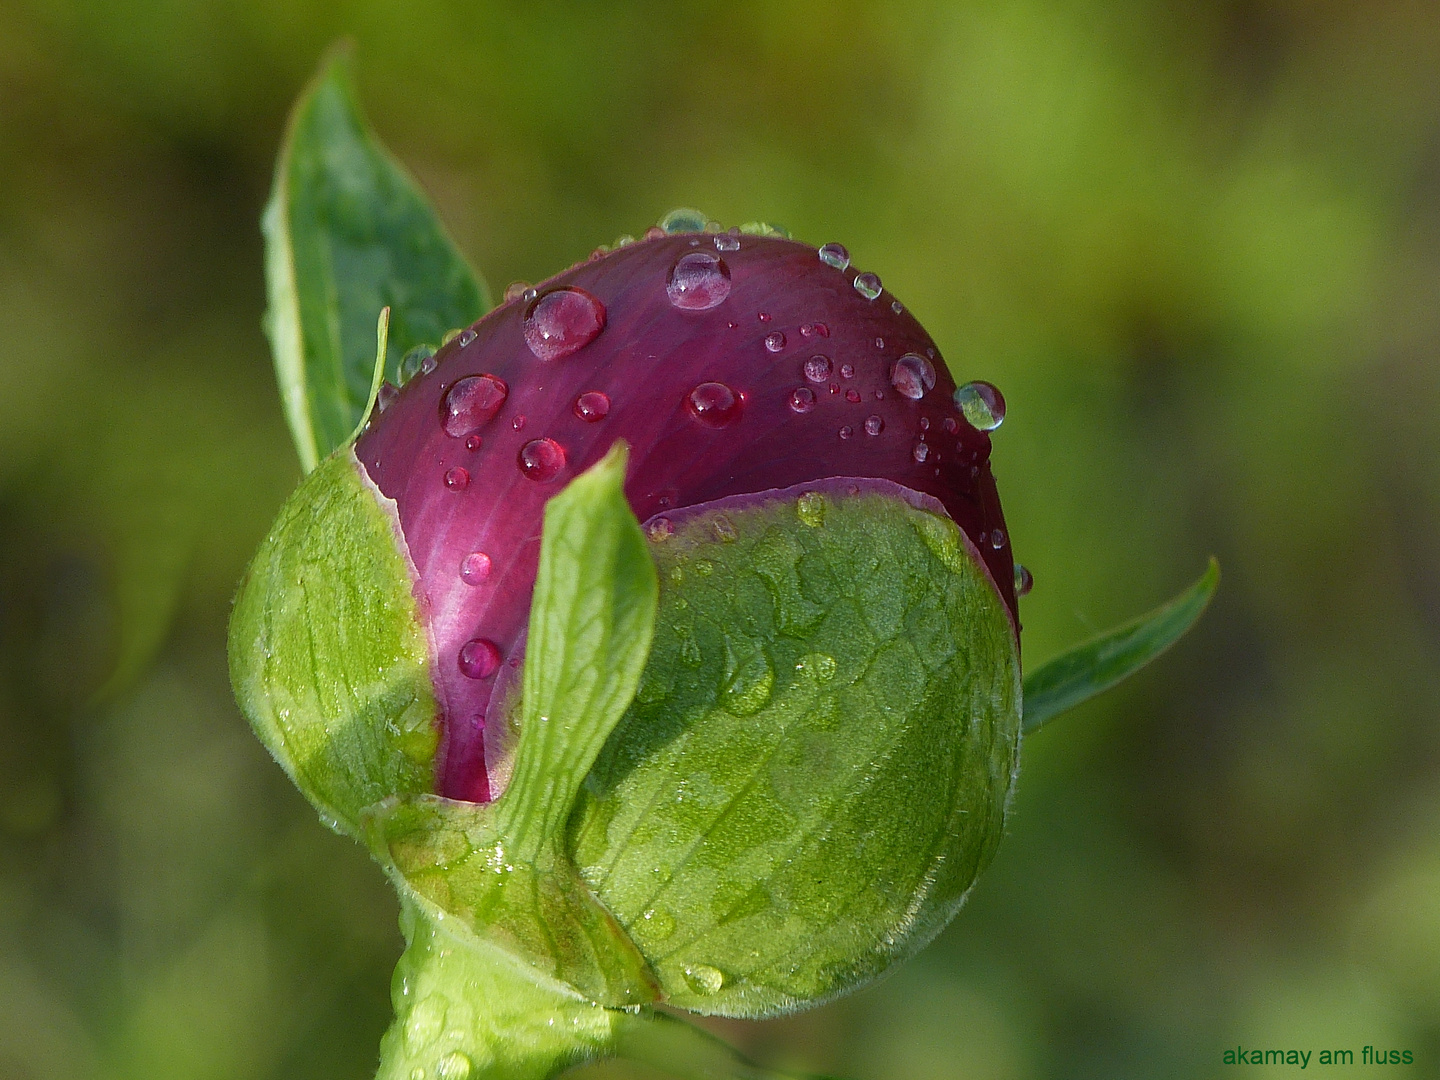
[2,2,1439,1078]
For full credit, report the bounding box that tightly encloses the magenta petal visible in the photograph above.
[356,234,1016,803]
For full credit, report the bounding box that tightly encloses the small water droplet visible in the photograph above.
[518,437,566,481]
[789,387,817,413]
[854,272,882,300]
[874,388,885,400]
[912,441,930,463]
[845,388,861,403]
[460,552,492,585]
[796,492,826,527]
[660,207,709,233]
[435,1052,473,1080]
[667,252,732,310]
[641,907,677,939]
[839,424,854,440]
[377,382,399,413]
[1014,564,1034,596]
[891,299,904,314]
[411,1069,426,1080]
[758,311,772,322]
[874,336,885,349]
[990,528,1007,549]
[457,329,477,347]
[919,416,930,431]
[504,281,531,303]
[714,232,741,252]
[764,330,787,353]
[444,467,470,490]
[942,417,959,434]
[465,434,482,451]
[797,652,837,681]
[955,381,1006,431]
[829,382,840,394]
[839,363,854,379]
[512,415,526,432]
[712,515,737,542]
[458,639,501,679]
[440,375,509,437]
[399,345,435,385]
[818,243,850,270]
[803,355,832,383]
[523,288,606,361]
[864,414,884,435]
[684,964,727,995]
[644,224,667,241]
[646,517,674,542]
[724,651,773,715]
[404,999,448,1054]
[574,390,610,422]
[686,382,743,427]
[890,353,936,400]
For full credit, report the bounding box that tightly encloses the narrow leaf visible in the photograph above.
[494,442,659,859]
[263,44,490,471]
[1022,558,1219,733]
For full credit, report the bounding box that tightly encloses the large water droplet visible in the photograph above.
[803,355,832,383]
[523,288,606,361]
[518,438,566,481]
[444,467,470,490]
[686,382,743,427]
[667,252,732,310]
[460,552,492,585]
[818,243,850,270]
[1014,564,1034,596]
[955,381,1006,431]
[435,1053,472,1080]
[458,639,501,679]
[399,345,435,385]
[864,414,884,436]
[764,330,786,353]
[574,390,610,422]
[684,964,726,995]
[890,353,936,400]
[441,375,509,437]
[789,387,816,413]
[854,271,882,300]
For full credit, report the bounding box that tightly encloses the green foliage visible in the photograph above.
[1021,558,1220,733]
[570,488,1021,1017]
[263,46,490,471]
[228,449,438,838]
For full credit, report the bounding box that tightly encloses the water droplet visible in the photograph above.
[641,907,677,939]
[411,1069,426,1080]
[796,492,825,527]
[789,387,817,413]
[874,336,885,349]
[912,441,930,463]
[646,517,674,542]
[574,390,610,422]
[797,652,837,681]
[818,243,850,270]
[684,964,726,995]
[458,639,501,679]
[512,415,526,432]
[890,353,936,400]
[839,425,854,440]
[803,355,832,383]
[460,552,492,585]
[518,437,566,481]
[712,516,738,542]
[990,528,1007,549]
[686,382,743,427]
[845,388,862,403]
[644,224,666,241]
[422,354,437,375]
[660,207,709,233]
[955,381,1006,431]
[444,467,470,491]
[758,311,772,322]
[800,321,830,339]
[891,299,904,314]
[864,414,884,435]
[667,252,732,310]
[404,999,448,1054]
[839,363,854,379]
[523,288,607,361]
[714,232,741,252]
[377,382,399,413]
[399,345,435,385]
[854,272,882,300]
[465,434,483,451]
[919,416,930,431]
[764,331,787,353]
[436,1053,473,1080]
[874,389,885,400]
[504,280,531,303]
[829,382,841,394]
[457,329,477,347]
[441,375,509,437]
[942,417,959,434]
[1014,564,1034,596]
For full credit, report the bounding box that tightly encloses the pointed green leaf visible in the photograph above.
[1021,558,1219,733]
[263,44,490,471]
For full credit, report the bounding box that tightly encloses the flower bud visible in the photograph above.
[231,227,1021,1019]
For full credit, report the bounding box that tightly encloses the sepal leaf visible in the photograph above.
[1021,558,1219,733]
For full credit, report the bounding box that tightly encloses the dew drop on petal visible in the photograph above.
[890,353,937,400]
[891,300,904,314]
[764,331,786,353]
[518,438,566,481]
[919,417,930,431]
[465,434,483,451]
[435,1053,473,1080]
[684,964,726,995]
[942,417,959,435]
[646,517,674,542]
[818,243,850,270]
[854,272,882,300]
[503,281,531,303]
[460,551,492,585]
[874,337,885,349]
[440,375,509,437]
[523,288,606,361]
[457,329,477,347]
[912,441,930,463]
[839,425,854,440]
[512,415,526,432]
[399,345,434,385]
[845,388,861,403]
[686,382,743,427]
[377,382,399,413]
[789,387,817,413]
[574,390,610,422]
[803,355,832,383]
[990,528,1007,549]
[444,467,470,490]
[865,414,884,435]
[1014,564,1034,596]
[839,363,854,379]
[667,252,732,310]
[714,232,741,252]
[955,381,1006,431]
[458,639,500,679]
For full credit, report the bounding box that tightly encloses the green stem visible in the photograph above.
[610,1010,838,1080]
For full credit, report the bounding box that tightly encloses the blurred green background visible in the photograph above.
[2,1,1438,1077]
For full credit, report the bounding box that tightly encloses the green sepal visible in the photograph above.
[1021,557,1219,734]
[569,486,1021,1017]
[263,44,490,472]
[228,448,437,838]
